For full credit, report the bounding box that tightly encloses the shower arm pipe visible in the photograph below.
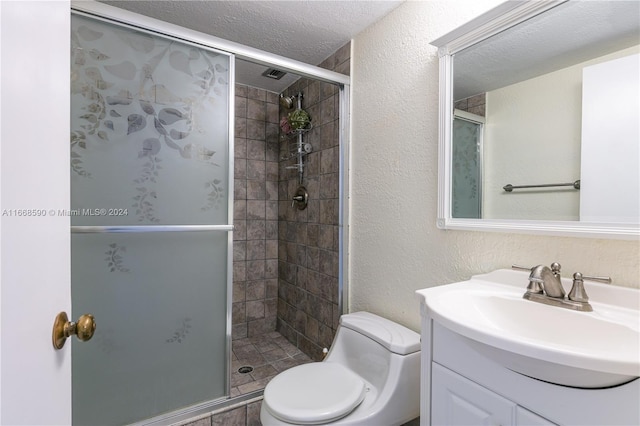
[71,225,234,233]
[71,1,350,87]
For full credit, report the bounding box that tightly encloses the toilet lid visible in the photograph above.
[263,362,367,425]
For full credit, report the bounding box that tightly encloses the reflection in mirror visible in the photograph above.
[434,0,640,238]
[452,109,484,219]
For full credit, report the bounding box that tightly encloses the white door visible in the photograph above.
[580,53,640,223]
[1,1,72,425]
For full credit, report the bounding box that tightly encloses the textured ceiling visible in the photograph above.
[452,1,640,100]
[99,0,403,92]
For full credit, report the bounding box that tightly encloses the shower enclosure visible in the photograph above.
[65,2,351,425]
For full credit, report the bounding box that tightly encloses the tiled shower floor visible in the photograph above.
[231,331,313,396]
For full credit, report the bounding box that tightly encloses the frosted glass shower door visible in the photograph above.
[70,13,232,425]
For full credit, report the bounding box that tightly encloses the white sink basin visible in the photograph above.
[417,269,640,388]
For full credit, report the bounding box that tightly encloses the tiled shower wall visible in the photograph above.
[233,42,350,358]
[276,42,350,360]
[233,85,280,340]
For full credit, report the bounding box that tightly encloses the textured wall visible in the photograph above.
[350,0,640,332]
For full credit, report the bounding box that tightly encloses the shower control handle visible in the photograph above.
[291,186,309,210]
[52,311,96,350]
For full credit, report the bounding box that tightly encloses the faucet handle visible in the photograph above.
[568,272,589,303]
[511,264,533,272]
[568,272,612,304]
[579,273,612,284]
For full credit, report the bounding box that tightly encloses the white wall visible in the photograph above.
[484,62,582,220]
[350,0,640,331]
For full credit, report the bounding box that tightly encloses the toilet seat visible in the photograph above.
[263,362,367,425]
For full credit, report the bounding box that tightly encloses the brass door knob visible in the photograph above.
[52,311,96,350]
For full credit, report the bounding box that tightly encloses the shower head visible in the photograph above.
[279,94,295,109]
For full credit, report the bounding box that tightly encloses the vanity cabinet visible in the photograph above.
[417,300,640,426]
[432,363,555,426]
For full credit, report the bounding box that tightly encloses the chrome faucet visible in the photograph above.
[512,263,612,312]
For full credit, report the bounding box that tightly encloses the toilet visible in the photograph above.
[260,311,421,425]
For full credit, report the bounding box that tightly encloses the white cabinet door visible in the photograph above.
[431,363,515,426]
[516,407,557,426]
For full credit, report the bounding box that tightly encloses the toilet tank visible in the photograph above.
[325,312,421,389]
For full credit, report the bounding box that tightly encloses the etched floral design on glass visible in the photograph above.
[70,16,230,226]
[105,243,130,273]
[166,317,193,344]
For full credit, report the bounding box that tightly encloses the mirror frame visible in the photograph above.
[432,0,640,240]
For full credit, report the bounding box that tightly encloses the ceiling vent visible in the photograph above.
[262,68,287,80]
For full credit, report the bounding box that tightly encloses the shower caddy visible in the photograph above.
[281,92,311,209]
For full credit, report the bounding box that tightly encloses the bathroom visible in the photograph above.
[1,0,638,425]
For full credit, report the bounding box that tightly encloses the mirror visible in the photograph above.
[432,0,640,239]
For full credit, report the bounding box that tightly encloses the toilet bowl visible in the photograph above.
[260,311,421,425]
